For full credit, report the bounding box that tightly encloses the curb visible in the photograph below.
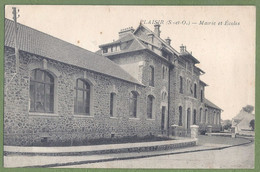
[22,137,253,168]
[4,140,197,157]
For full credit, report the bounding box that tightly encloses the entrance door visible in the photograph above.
[161,106,166,133]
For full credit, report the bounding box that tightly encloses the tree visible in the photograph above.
[223,123,232,130]
[243,105,254,113]
[249,119,255,131]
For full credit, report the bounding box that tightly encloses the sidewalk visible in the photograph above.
[4,136,253,168]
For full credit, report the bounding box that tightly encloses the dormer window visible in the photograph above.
[103,48,108,53]
[162,51,169,59]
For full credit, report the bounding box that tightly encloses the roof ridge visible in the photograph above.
[137,23,179,55]
[130,33,147,49]
[5,18,142,86]
[5,18,101,58]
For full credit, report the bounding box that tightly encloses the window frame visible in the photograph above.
[147,95,154,119]
[179,76,183,94]
[201,89,203,102]
[110,92,116,117]
[74,79,91,115]
[29,69,54,113]
[129,91,138,118]
[178,106,183,126]
[194,83,197,98]
[193,109,197,125]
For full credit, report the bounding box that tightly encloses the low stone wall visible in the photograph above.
[4,139,197,156]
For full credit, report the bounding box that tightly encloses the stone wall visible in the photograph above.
[4,47,165,146]
[109,50,171,134]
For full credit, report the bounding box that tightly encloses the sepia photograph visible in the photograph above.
[3,5,255,168]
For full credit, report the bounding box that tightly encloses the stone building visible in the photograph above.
[4,18,222,146]
[97,24,222,135]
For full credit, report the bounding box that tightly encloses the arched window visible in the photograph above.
[193,109,197,125]
[200,108,203,123]
[30,69,54,113]
[179,76,183,93]
[178,106,182,126]
[110,93,116,117]
[129,91,138,118]
[205,109,208,123]
[161,91,167,102]
[194,83,197,98]
[147,95,154,119]
[149,66,154,86]
[74,79,90,115]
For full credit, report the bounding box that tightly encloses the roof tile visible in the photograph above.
[5,18,141,85]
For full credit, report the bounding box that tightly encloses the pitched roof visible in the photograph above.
[179,51,200,64]
[4,18,142,85]
[204,99,222,110]
[135,24,201,64]
[99,32,174,65]
[97,33,147,56]
[199,80,208,86]
[135,24,180,55]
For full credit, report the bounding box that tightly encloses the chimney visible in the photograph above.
[154,24,161,37]
[165,37,171,46]
[180,44,185,53]
[118,27,135,38]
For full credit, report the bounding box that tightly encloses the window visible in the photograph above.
[205,109,208,123]
[74,79,90,115]
[162,67,165,79]
[178,106,182,126]
[213,111,216,124]
[201,90,203,102]
[149,66,155,86]
[30,69,54,113]
[129,91,138,118]
[194,83,197,98]
[162,92,167,102]
[179,76,183,93]
[110,93,116,117]
[217,113,220,124]
[200,108,203,123]
[187,79,192,94]
[162,51,169,59]
[193,109,197,125]
[103,48,108,53]
[147,95,154,119]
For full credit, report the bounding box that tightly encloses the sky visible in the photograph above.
[5,5,255,120]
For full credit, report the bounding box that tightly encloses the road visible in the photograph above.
[64,140,254,169]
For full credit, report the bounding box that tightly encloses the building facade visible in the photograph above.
[4,19,222,146]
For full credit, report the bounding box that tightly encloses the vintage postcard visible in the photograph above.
[3,5,255,168]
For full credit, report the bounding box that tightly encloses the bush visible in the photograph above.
[199,129,207,135]
[249,119,255,131]
[223,123,232,130]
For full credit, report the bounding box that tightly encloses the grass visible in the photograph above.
[31,135,173,147]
